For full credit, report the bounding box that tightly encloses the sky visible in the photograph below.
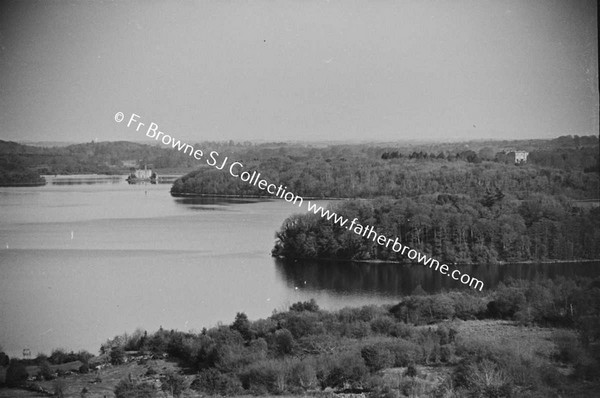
[0,0,597,143]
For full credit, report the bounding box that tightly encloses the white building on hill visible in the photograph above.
[515,151,528,164]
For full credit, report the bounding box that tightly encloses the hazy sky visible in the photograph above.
[0,0,597,143]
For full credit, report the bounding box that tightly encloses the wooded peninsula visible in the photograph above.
[170,135,600,265]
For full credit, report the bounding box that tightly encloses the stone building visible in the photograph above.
[515,150,528,164]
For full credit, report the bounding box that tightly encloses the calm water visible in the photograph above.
[1,177,598,357]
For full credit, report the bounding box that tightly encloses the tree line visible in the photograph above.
[171,150,598,200]
[272,193,600,264]
[167,137,600,265]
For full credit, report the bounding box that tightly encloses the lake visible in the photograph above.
[0,176,598,358]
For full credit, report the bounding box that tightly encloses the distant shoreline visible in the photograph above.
[170,192,351,200]
[273,255,600,267]
[0,181,46,187]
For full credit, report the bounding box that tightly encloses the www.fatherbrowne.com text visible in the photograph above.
[115,111,484,291]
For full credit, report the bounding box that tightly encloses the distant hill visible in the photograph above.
[171,134,599,198]
[0,141,47,186]
[0,140,201,184]
[1,135,597,187]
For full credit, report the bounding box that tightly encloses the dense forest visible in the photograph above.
[0,169,45,186]
[58,134,593,265]
[272,195,600,264]
[4,277,599,397]
[171,135,599,199]
[2,136,598,264]
[262,136,600,264]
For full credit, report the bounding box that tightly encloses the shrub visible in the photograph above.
[250,318,278,339]
[552,330,583,363]
[48,348,91,365]
[209,325,246,347]
[366,376,398,398]
[342,321,371,338]
[114,378,157,398]
[239,360,282,394]
[577,315,600,346]
[344,321,362,339]
[79,363,90,374]
[296,334,339,356]
[110,346,125,365]
[145,334,167,355]
[145,367,157,376]
[288,358,318,390]
[361,344,394,372]
[454,338,514,366]
[231,312,253,342]
[290,299,320,312]
[432,377,459,398]
[454,337,550,394]
[76,350,94,364]
[404,363,418,377]
[165,332,192,362]
[440,344,456,363]
[54,379,66,398]
[389,321,415,339]
[39,359,54,380]
[370,316,396,335]
[160,371,188,398]
[338,305,384,323]
[101,334,126,355]
[429,295,456,322]
[398,377,430,398]
[514,306,535,326]
[274,328,295,356]
[448,291,487,320]
[49,349,68,365]
[574,355,600,381]
[322,351,369,390]
[123,328,147,351]
[213,339,251,373]
[193,340,218,370]
[278,311,324,339]
[436,323,458,345]
[390,295,455,325]
[5,360,28,387]
[460,359,513,398]
[191,368,242,395]
[0,352,9,367]
[358,305,386,322]
[487,287,526,319]
[416,329,441,363]
[385,339,423,366]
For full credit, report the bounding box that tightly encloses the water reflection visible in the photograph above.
[45,176,125,185]
[173,196,274,207]
[274,259,600,296]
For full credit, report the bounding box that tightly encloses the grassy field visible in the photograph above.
[452,319,558,358]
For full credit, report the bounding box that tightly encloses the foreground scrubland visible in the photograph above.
[2,277,599,398]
